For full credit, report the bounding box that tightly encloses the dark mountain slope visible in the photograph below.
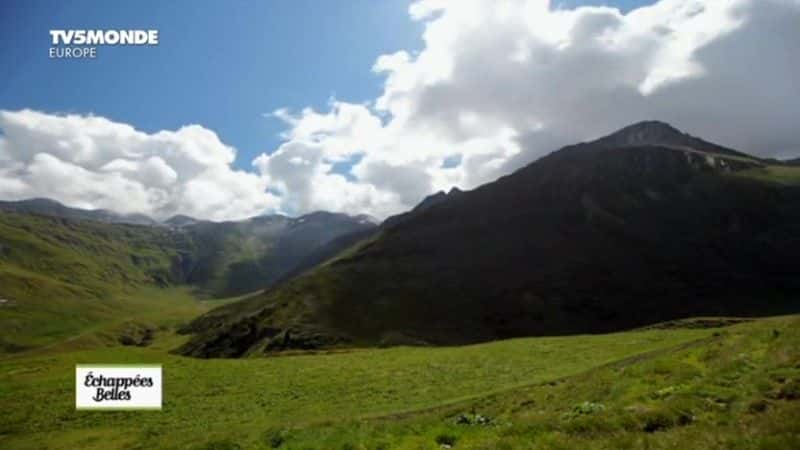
[271,226,379,286]
[382,187,464,229]
[179,122,800,357]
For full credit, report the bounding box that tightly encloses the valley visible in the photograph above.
[4,0,800,446]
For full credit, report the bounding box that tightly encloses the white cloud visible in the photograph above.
[0,109,278,221]
[253,0,800,218]
[2,0,798,221]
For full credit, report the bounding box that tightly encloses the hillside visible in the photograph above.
[0,213,188,350]
[0,199,376,297]
[0,208,375,351]
[179,121,800,357]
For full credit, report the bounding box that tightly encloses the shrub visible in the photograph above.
[652,385,685,399]
[454,412,493,426]
[776,379,800,400]
[640,410,674,433]
[564,401,606,420]
[747,399,769,413]
[436,433,458,447]
[263,428,289,448]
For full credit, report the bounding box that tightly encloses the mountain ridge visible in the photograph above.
[0,197,380,229]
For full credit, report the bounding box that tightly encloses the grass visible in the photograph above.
[0,212,187,351]
[0,286,249,359]
[266,316,800,450]
[0,314,717,449]
[0,212,266,352]
[734,165,800,186]
[0,279,797,449]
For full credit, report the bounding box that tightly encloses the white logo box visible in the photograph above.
[75,365,162,410]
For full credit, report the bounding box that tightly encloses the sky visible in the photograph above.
[0,0,426,170]
[0,0,798,221]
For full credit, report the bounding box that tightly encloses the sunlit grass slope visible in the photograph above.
[5,315,794,450]
[735,164,800,186]
[0,212,190,351]
[269,315,800,450]
[0,322,715,449]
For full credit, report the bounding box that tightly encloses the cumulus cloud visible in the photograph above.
[254,0,800,218]
[0,109,278,221]
[2,0,798,220]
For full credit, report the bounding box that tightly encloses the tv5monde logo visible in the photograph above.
[75,365,162,410]
[48,29,159,59]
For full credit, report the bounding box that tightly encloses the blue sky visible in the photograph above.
[0,0,652,172]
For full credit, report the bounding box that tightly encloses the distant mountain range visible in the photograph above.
[177,211,377,297]
[0,199,377,299]
[0,198,159,226]
[178,121,800,358]
[0,198,378,230]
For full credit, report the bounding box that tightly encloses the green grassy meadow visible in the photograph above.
[1,209,798,450]
[2,282,799,450]
[735,164,800,186]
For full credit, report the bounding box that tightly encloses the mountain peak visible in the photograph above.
[596,120,687,147]
[590,120,751,159]
[164,214,200,227]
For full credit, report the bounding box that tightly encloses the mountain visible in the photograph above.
[164,214,203,227]
[382,187,464,229]
[0,198,159,226]
[179,211,377,297]
[178,121,800,358]
[590,121,753,158]
[270,226,378,286]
